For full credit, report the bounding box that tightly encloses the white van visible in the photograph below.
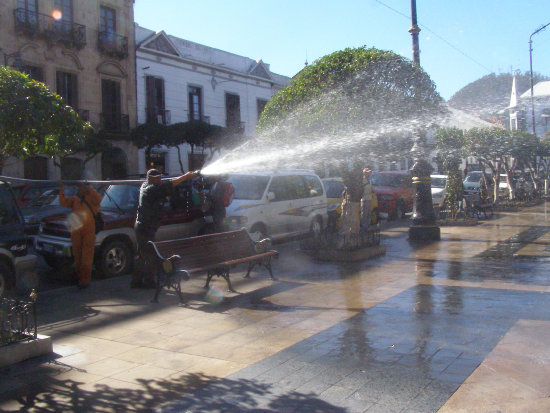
[225,170,328,241]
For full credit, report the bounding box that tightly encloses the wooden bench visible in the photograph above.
[464,194,494,219]
[148,228,278,303]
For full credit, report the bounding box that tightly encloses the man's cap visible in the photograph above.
[147,169,162,178]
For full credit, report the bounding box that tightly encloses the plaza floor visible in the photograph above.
[2,202,550,412]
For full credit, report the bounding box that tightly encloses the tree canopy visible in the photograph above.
[0,66,92,168]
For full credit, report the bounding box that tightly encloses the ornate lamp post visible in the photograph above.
[408,132,440,241]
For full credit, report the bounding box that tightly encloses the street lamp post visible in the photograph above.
[407,1,440,242]
[529,22,550,135]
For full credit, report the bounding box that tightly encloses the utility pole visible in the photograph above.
[529,22,550,135]
[409,0,421,65]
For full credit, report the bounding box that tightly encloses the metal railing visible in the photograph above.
[147,108,171,125]
[187,114,211,124]
[1,290,37,347]
[97,31,128,58]
[13,8,86,49]
[226,120,245,133]
[100,113,129,133]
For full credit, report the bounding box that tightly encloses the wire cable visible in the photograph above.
[374,0,492,73]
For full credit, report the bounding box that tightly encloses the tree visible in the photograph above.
[257,46,445,248]
[0,66,92,171]
[435,128,465,219]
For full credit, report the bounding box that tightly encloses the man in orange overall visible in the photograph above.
[59,182,102,289]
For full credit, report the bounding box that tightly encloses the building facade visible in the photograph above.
[134,24,290,174]
[509,76,550,137]
[1,0,137,180]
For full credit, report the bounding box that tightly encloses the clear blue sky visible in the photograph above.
[134,0,550,101]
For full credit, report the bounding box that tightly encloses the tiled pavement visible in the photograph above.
[2,203,550,412]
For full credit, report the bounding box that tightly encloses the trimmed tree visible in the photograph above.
[435,127,465,219]
[0,66,92,171]
[257,46,446,248]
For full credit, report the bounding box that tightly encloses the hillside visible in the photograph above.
[448,72,549,118]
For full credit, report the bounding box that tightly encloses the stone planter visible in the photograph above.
[0,334,52,368]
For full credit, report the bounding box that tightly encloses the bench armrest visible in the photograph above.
[254,237,272,253]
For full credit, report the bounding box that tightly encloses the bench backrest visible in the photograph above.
[153,228,258,269]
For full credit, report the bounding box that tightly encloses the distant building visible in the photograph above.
[135,24,291,174]
[509,76,550,136]
[0,0,138,180]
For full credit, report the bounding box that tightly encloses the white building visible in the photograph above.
[134,24,291,174]
[509,76,550,136]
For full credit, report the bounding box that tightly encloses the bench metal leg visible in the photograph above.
[151,272,162,303]
[206,269,236,293]
[244,259,277,281]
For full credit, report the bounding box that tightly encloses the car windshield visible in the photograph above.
[371,173,405,187]
[431,177,446,188]
[44,186,78,207]
[228,175,270,200]
[323,180,345,198]
[100,184,140,211]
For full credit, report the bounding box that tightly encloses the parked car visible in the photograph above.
[371,171,414,220]
[430,175,447,207]
[0,180,37,296]
[225,170,328,241]
[322,176,379,225]
[20,187,76,236]
[12,183,57,208]
[34,180,211,278]
[463,171,493,195]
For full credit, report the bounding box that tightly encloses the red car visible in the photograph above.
[371,171,414,220]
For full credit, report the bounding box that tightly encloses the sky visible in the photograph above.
[134,0,550,101]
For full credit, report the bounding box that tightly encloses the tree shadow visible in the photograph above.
[2,371,347,413]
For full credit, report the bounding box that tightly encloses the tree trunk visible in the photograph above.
[338,193,361,249]
[175,145,185,173]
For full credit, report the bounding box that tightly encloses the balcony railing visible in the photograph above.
[226,120,245,134]
[97,31,128,59]
[146,108,171,125]
[13,8,86,49]
[187,114,211,124]
[100,113,129,133]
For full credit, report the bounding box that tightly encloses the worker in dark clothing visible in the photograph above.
[208,176,227,233]
[131,169,197,289]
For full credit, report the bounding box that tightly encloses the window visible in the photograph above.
[257,99,268,118]
[188,86,202,121]
[22,65,43,82]
[225,93,241,129]
[101,79,121,130]
[228,175,270,200]
[17,0,38,25]
[56,71,78,108]
[146,76,165,123]
[54,0,73,32]
[100,6,116,33]
[302,176,324,197]
[268,176,309,201]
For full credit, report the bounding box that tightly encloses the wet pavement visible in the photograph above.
[2,203,550,412]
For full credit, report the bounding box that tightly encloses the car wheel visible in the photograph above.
[0,261,13,297]
[98,239,133,278]
[249,223,267,242]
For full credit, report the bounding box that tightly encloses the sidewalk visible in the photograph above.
[2,204,550,412]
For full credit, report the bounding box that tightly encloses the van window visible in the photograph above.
[228,175,269,200]
[0,185,19,225]
[268,175,310,201]
[303,175,324,197]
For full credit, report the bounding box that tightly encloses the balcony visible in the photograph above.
[97,31,128,59]
[187,114,211,124]
[100,113,129,134]
[146,108,171,125]
[226,120,245,134]
[13,8,86,49]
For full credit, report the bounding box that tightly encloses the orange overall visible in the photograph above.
[59,187,102,286]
